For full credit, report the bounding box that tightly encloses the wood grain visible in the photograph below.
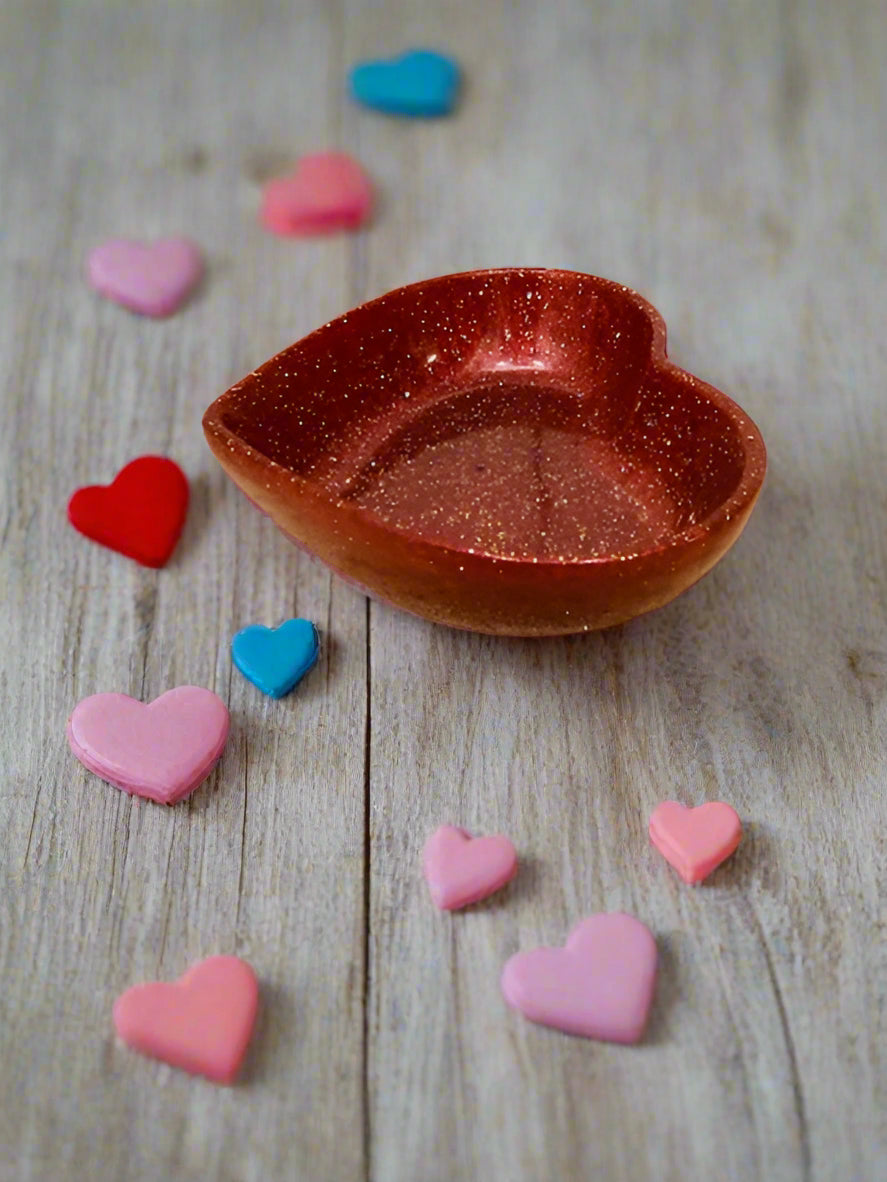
[1,1,886,1180]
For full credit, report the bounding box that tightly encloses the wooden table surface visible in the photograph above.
[1,2,885,1179]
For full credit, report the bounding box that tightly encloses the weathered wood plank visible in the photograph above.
[353,2,886,1180]
[0,3,367,1179]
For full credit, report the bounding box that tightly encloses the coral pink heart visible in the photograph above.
[423,825,518,909]
[87,237,203,317]
[501,913,657,1043]
[113,956,259,1084]
[261,152,372,236]
[649,800,742,884]
[67,686,230,805]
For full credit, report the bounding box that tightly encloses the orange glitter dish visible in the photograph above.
[203,269,766,635]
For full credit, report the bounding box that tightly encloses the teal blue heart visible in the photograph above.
[348,49,461,118]
[231,618,319,699]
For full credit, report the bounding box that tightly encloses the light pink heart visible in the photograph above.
[67,686,229,804]
[423,825,518,909]
[501,912,658,1043]
[113,956,259,1084]
[260,152,372,236]
[86,237,204,317]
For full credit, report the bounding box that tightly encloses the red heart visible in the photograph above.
[67,456,189,568]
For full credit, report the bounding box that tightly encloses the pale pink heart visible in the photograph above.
[67,686,229,804]
[86,237,204,317]
[649,800,742,883]
[423,825,518,909]
[260,152,372,236]
[501,912,657,1043]
[113,956,259,1084]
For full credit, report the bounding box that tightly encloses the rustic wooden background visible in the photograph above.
[1,1,885,1179]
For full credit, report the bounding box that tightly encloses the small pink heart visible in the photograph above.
[649,800,742,884]
[86,237,204,317]
[113,956,259,1084]
[260,152,372,236]
[67,686,230,805]
[423,825,518,909]
[501,913,657,1043]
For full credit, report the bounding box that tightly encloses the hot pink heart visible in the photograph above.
[113,956,259,1084]
[501,912,657,1043]
[87,236,204,317]
[67,686,230,804]
[423,825,518,909]
[260,152,373,236]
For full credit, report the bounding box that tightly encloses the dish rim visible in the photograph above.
[203,267,767,569]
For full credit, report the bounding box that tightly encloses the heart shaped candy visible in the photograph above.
[349,49,461,117]
[501,913,657,1043]
[261,152,372,237]
[231,618,319,698]
[87,237,203,317]
[67,686,230,804]
[113,956,259,1084]
[649,800,742,883]
[423,825,518,909]
[67,456,189,568]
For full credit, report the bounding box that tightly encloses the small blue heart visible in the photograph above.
[349,49,461,118]
[231,618,319,699]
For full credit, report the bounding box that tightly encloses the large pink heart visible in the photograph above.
[67,686,229,805]
[86,237,203,317]
[113,956,258,1084]
[423,825,518,909]
[501,912,657,1043]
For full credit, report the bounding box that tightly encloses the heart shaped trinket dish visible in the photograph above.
[203,269,765,635]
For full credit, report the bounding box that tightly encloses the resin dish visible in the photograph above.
[203,268,766,635]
